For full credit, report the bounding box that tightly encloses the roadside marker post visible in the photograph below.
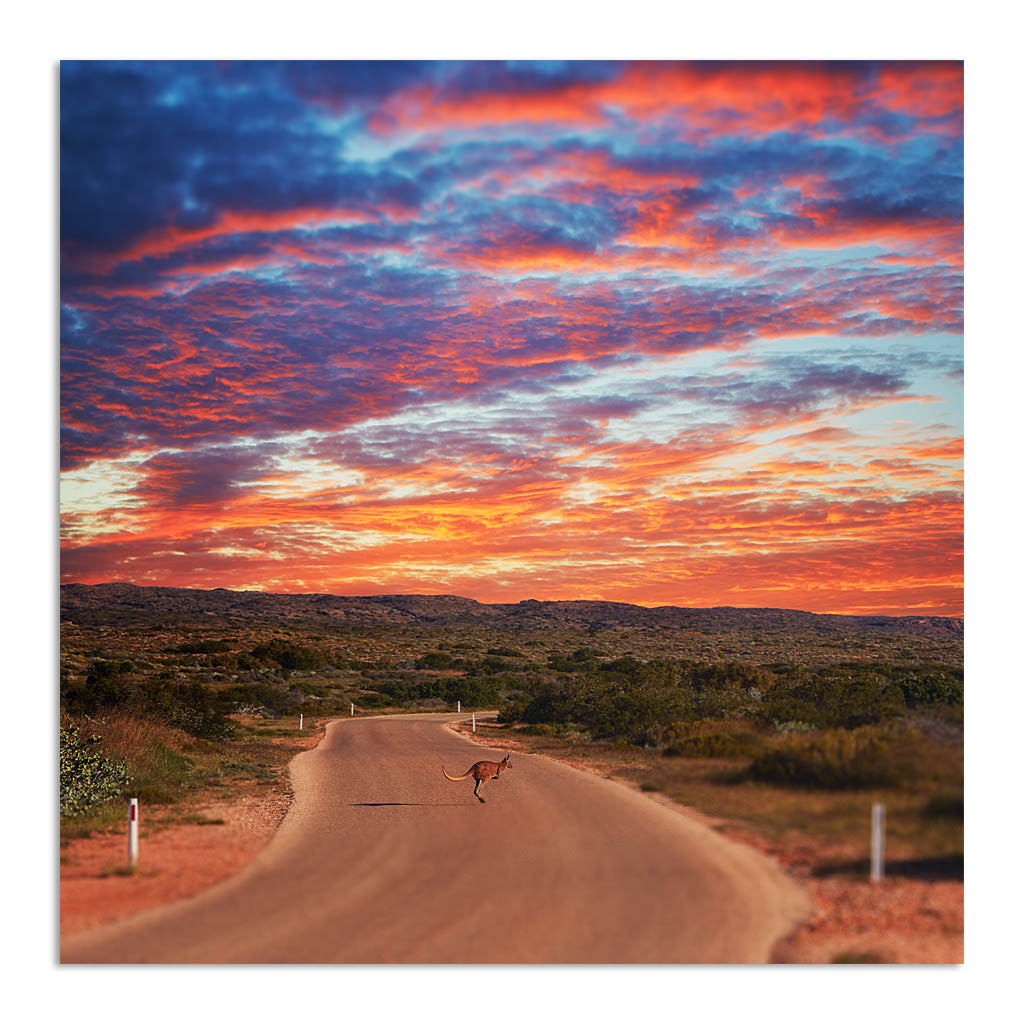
[472,712,476,733]
[129,797,139,868]
[299,713,303,730]
[870,803,885,883]
[457,700,461,713]
[350,702,354,716]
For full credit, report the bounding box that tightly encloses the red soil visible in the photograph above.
[60,724,963,963]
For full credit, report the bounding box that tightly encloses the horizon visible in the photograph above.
[61,579,963,620]
[60,61,963,617]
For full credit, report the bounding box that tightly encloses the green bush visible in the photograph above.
[167,639,234,655]
[759,672,906,729]
[660,719,764,758]
[773,720,819,735]
[748,725,923,789]
[373,672,502,708]
[250,638,325,672]
[546,653,579,673]
[575,677,688,744]
[61,659,133,716]
[491,655,962,751]
[497,700,529,724]
[515,683,572,724]
[220,681,293,716]
[663,733,761,759]
[416,651,455,670]
[923,791,964,820]
[687,661,777,693]
[499,672,688,744]
[60,723,130,817]
[350,689,394,709]
[897,671,964,707]
[140,680,235,739]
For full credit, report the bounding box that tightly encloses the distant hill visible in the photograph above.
[59,583,963,642]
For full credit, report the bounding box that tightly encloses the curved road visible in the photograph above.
[61,714,810,963]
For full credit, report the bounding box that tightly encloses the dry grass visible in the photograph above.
[60,713,326,840]
[467,720,963,865]
[461,718,963,962]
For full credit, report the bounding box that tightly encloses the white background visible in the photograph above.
[4,4,1014,1021]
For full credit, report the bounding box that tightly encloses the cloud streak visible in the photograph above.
[60,61,963,615]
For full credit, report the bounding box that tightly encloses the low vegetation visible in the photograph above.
[60,722,130,817]
[59,588,963,870]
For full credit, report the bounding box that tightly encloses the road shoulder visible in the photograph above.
[448,719,963,965]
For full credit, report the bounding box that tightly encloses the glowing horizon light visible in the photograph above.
[60,60,963,617]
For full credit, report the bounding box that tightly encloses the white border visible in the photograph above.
[10,4,1015,1020]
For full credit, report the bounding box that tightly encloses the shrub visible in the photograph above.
[923,791,964,820]
[371,672,502,708]
[416,651,455,670]
[516,684,572,725]
[759,673,906,729]
[61,658,133,716]
[351,690,394,709]
[773,720,818,736]
[60,723,130,817]
[687,661,777,693]
[661,719,764,758]
[479,655,511,673]
[546,653,578,673]
[757,695,829,729]
[897,671,964,708]
[140,680,235,739]
[497,700,529,724]
[580,678,688,745]
[167,640,234,655]
[687,687,751,720]
[500,673,689,744]
[748,725,926,789]
[250,638,324,672]
[663,733,761,759]
[597,656,643,675]
[220,681,294,716]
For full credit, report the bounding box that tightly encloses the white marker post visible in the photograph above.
[457,700,461,713]
[870,802,885,883]
[128,797,139,868]
[472,712,476,733]
[350,702,354,716]
[299,713,303,730]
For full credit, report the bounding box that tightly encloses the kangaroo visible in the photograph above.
[442,754,512,803]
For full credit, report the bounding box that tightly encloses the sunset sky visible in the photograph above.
[59,60,963,616]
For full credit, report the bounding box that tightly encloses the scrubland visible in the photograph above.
[60,588,962,961]
[61,612,962,860]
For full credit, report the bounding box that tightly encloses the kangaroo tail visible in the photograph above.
[442,766,471,782]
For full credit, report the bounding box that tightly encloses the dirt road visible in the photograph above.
[61,714,810,963]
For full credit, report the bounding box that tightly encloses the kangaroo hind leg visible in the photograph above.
[474,778,486,803]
